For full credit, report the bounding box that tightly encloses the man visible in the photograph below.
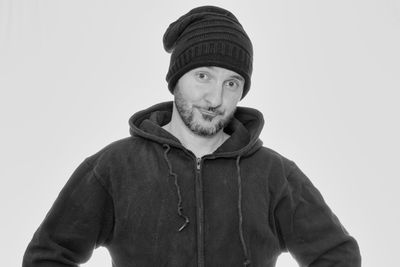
[23,5,361,267]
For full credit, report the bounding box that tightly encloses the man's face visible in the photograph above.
[174,66,244,136]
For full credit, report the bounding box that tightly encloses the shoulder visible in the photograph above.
[78,136,149,188]
[253,146,296,174]
[255,146,321,196]
[84,136,145,168]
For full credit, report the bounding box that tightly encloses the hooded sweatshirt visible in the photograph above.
[23,102,361,267]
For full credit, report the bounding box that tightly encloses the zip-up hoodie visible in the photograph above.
[23,101,361,267]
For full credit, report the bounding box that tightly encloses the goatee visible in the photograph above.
[174,88,235,136]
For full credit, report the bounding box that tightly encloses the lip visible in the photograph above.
[199,109,218,117]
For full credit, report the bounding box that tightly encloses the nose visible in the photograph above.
[204,81,223,108]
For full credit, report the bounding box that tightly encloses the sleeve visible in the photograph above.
[274,162,361,266]
[22,158,114,267]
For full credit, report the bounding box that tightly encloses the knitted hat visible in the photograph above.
[163,6,253,99]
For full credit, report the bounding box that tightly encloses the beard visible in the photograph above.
[174,88,235,137]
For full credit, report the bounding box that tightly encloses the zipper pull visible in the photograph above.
[196,158,201,170]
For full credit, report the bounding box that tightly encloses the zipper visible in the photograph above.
[195,157,204,267]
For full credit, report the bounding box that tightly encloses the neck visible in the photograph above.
[163,103,229,158]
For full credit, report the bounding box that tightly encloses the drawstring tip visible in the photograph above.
[178,219,189,232]
[243,259,251,266]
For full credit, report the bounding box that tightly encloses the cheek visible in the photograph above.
[183,87,206,103]
[224,92,241,108]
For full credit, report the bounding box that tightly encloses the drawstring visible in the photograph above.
[236,156,251,266]
[162,144,249,264]
[163,144,190,232]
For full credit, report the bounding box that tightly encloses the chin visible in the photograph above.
[189,115,224,136]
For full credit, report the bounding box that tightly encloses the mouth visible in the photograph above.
[199,109,218,117]
[196,106,225,118]
[192,107,221,123]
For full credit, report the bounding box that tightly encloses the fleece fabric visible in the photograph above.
[23,101,361,267]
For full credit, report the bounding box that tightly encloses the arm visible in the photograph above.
[23,159,114,267]
[274,162,361,266]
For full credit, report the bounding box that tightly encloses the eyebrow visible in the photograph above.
[231,75,244,81]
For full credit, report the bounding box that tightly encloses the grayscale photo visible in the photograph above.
[1,1,399,266]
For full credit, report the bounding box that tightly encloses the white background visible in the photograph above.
[1,0,399,266]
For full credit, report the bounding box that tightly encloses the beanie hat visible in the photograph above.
[163,5,253,99]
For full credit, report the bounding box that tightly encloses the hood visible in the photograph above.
[129,101,265,266]
[129,101,264,157]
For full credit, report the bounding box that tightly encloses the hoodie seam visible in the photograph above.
[83,160,113,198]
[274,160,297,204]
[82,160,115,245]
[271,160,297,248]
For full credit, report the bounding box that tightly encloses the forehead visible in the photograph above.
[190,66,244,80]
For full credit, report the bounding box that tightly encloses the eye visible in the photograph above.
[195,72,209,81]
[225,80,239,89]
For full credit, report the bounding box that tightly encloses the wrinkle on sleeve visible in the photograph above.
[23,158,114,267]
[274,162,361,266]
